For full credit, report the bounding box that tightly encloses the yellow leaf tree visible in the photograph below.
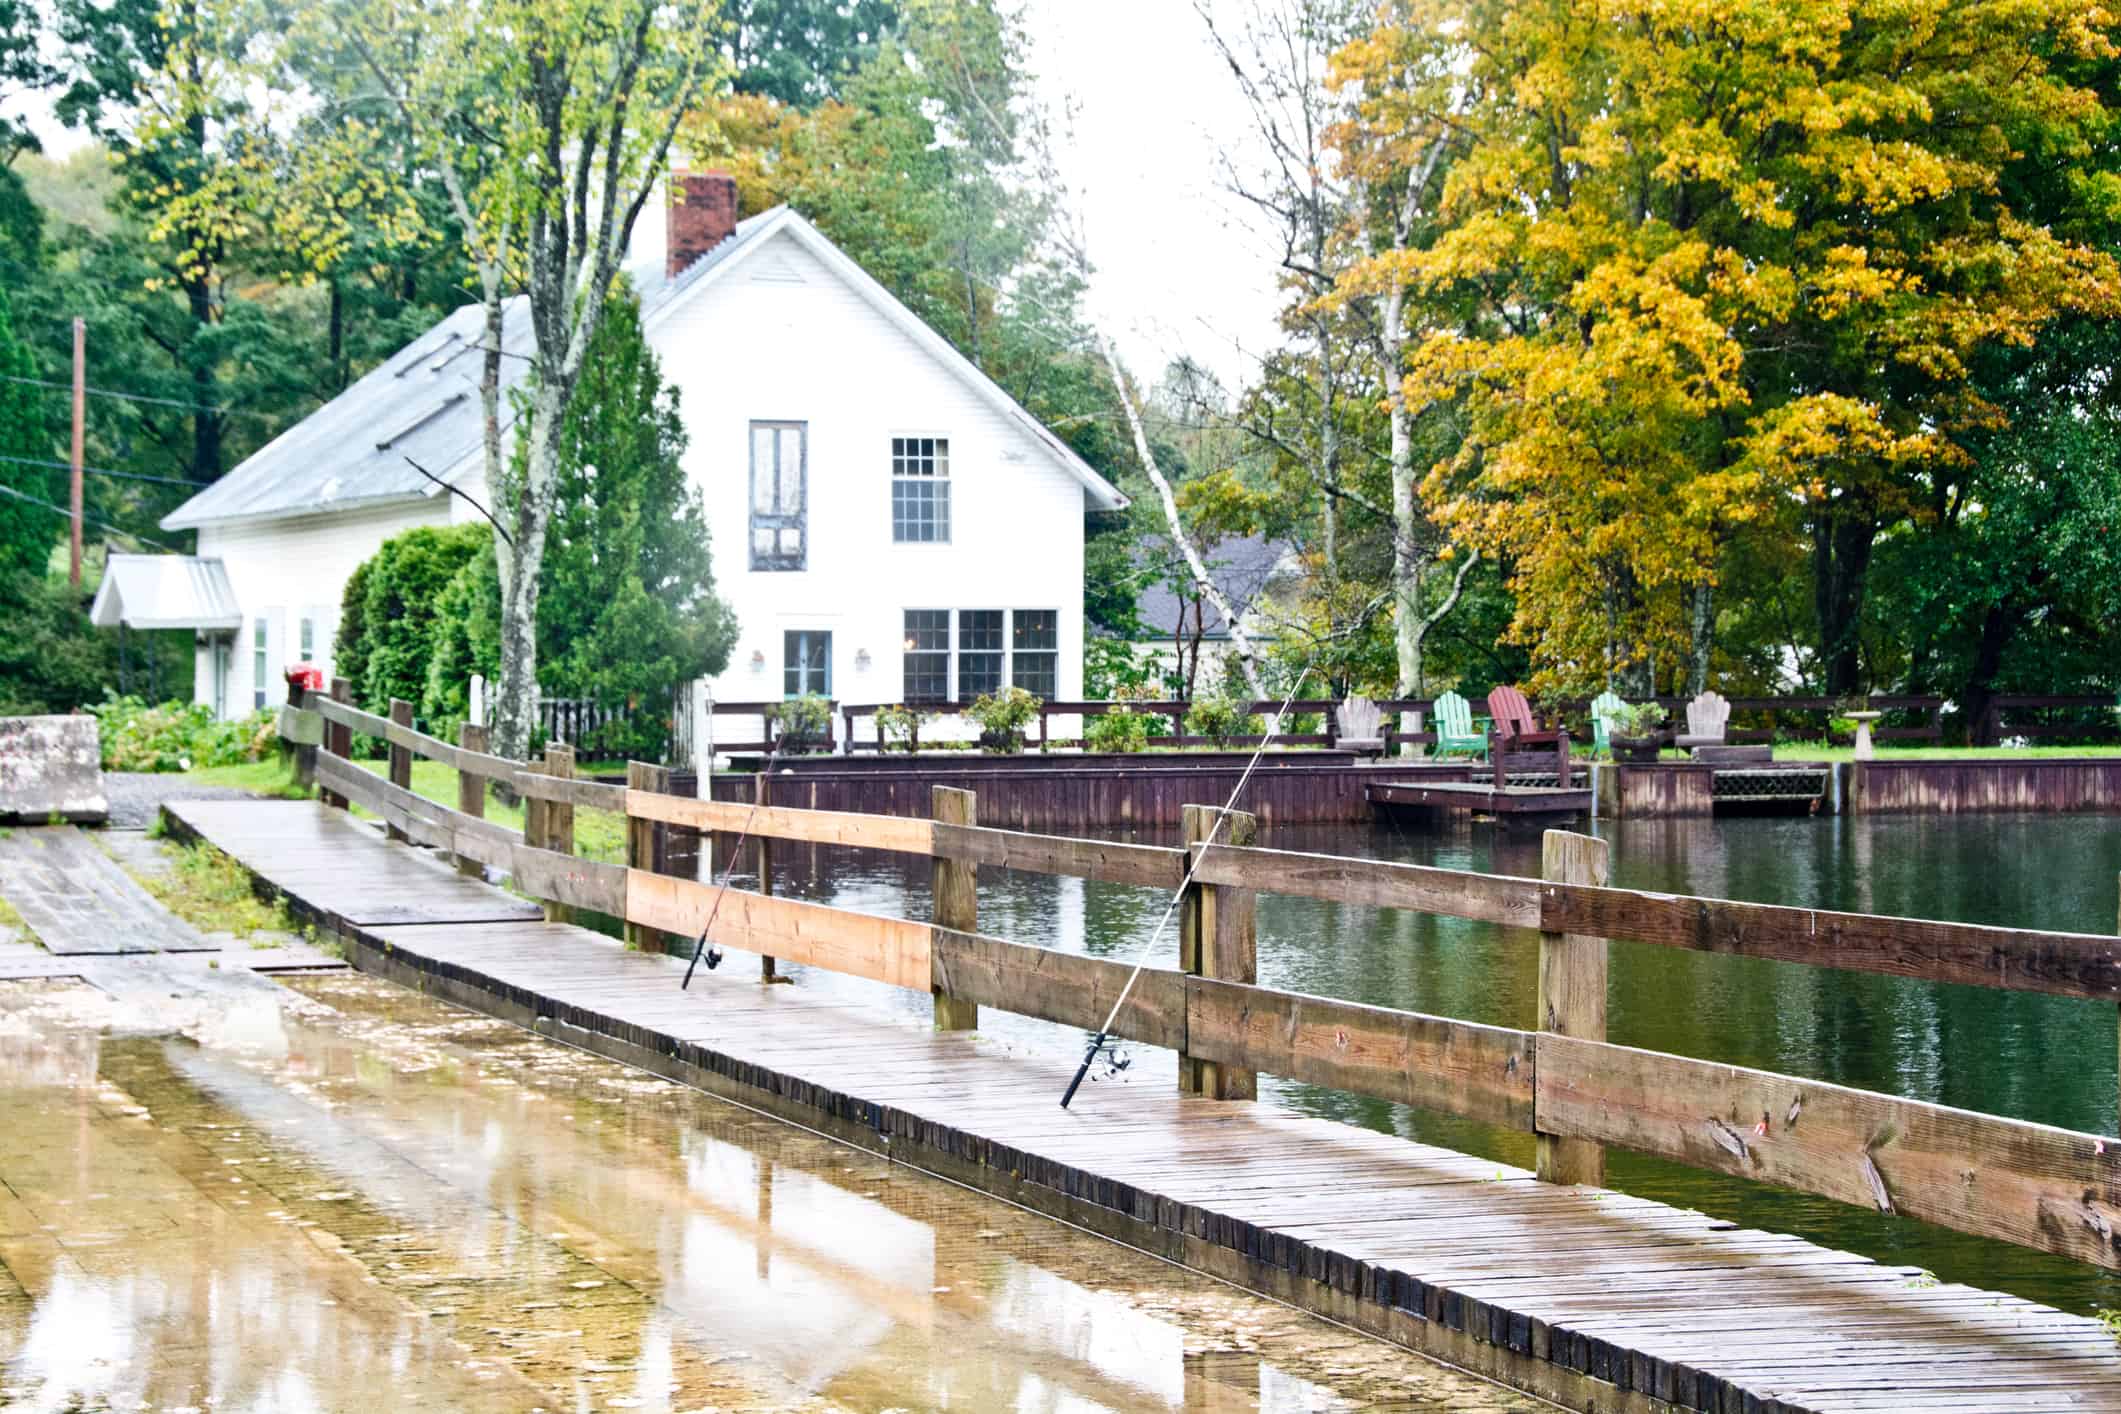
[1335,0,2119,694]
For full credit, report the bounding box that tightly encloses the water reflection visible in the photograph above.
[699,809,2121,1315]
[0,974,1537,1412]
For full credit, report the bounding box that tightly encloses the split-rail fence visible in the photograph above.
[297,680,2121,1278]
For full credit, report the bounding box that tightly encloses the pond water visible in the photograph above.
[710,809,2121,1317]
[0,972,1541,1412]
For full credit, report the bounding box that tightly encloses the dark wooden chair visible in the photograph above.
[1485,685,1572,788]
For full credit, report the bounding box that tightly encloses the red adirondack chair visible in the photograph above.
[1485,686,1572,788]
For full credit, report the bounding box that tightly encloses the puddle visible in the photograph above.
[0,972,1544,1412]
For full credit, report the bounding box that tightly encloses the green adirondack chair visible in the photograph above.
[1590,690,1626,756]
[1431,690,1487,760]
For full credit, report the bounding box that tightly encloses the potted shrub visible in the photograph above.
[1608,702,1669,763]
[874,703,930,753]
[966,686,1040,754]
[769,694,832,754]
[1085,704,1151,753]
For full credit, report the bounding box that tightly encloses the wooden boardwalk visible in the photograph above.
[167,797,2121,1414]
[0,825,216,954]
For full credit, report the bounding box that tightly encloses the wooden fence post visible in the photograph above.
[626,760,670,951]
[932,785,979,1030]
[757,772,777,980]
[321,677,352,809]
[541,742,575,925]
[386,698,414,842]
[1537,828,1610,1184]
[1180,802,1258,1099]
[455,722,488,877]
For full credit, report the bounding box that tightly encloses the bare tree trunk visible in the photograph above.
[1094,329,1268,700]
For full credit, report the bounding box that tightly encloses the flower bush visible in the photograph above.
[89,694,279,772]
[874,703,931,752]
[768,694,833,752]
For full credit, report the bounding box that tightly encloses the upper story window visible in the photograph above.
[891,435,949,543]
[751,421,807,571]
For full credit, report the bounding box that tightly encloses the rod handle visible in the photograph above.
[1059,1031,1105,1109]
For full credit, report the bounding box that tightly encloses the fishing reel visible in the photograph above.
[681,925,723,990]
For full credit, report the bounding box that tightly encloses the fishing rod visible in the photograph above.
[1059,665,1314,1109]
[682,731,787,989]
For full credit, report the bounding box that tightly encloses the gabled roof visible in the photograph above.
[1132,534,1298,639]
[164,204,1125,530]
[162,208,779,532]
[89,553,243,631]
[640,207,1127,512]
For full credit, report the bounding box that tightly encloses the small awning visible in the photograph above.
[90,553,243,632]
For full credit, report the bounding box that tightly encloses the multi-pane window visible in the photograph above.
[902,611,951,701]
[252,617,268,709]
[783,630,831,697]
[957,610,1004,697]
[299,616,315,662]
[902,609,1059,701]
[750,421,807,570]
[891,435,950,543]
[1012,610,1059,698]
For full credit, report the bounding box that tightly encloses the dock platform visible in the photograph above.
[1369,779,1592,819]
[165,796,2121,1414]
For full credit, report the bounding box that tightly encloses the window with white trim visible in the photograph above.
[902,609,1059,702]
[891,435,949,542]
[750,421,807,570]
[299,615,315,662]
[252,617,268,709]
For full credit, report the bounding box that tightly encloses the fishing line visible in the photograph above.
[1059,663,1315,1109]
[682,731,787,989]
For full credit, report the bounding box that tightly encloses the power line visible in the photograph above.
[0,452,203,488]
[0,371,280,421]
[0,480,179,551]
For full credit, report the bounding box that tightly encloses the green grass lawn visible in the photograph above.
[1767,742,2121,762]
[175,756,628,863]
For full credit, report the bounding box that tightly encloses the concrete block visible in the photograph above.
[0,715,108,824]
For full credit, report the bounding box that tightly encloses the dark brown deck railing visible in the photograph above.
[298,679,2121,1274]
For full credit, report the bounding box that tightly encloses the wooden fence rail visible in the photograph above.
[294,680,2121,1273]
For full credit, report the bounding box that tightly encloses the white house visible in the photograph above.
[143,173,1127,732]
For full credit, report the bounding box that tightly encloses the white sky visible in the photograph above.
[1020,0,1289,391]
[4,0,1289,390]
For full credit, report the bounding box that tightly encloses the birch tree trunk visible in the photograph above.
[1094,328,1268,700]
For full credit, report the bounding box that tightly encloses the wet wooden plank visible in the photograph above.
[0,826,213,954]
[1191,844,1541,929]
[930,929,1184,1048]
[627,789,937,855]
[1183,976,1535,1130]
[1537,1034,2121,1269]
[1540,882,2121,1002]
[931,823,1187,889]
[625,868,930,991]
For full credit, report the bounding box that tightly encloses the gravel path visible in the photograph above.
[102,773,265,830]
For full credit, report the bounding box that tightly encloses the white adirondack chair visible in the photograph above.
[1336,694,1386,756]
[1676,690,1730,751]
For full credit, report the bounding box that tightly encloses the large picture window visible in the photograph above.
[890,435,949,543]
[902,611,951,701]
[902,609,1059,702]
[750,421,807,570]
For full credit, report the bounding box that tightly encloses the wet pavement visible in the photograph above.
[0,969,1546,1412]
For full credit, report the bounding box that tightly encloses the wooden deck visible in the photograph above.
[0,825,216,954]
[1369,779,1592,818]
[165,796,2121,1414]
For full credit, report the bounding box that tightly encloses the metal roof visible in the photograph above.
[89,553,244,631]
[161,208,778,532]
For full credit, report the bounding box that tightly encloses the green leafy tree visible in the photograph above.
[730,0,900,108]
[424,286,736,759]
[0,284,58,581]
[335,523,488,712]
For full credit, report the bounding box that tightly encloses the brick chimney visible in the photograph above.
[667,170,740,278]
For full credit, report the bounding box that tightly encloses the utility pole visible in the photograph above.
[69,319,84,588]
